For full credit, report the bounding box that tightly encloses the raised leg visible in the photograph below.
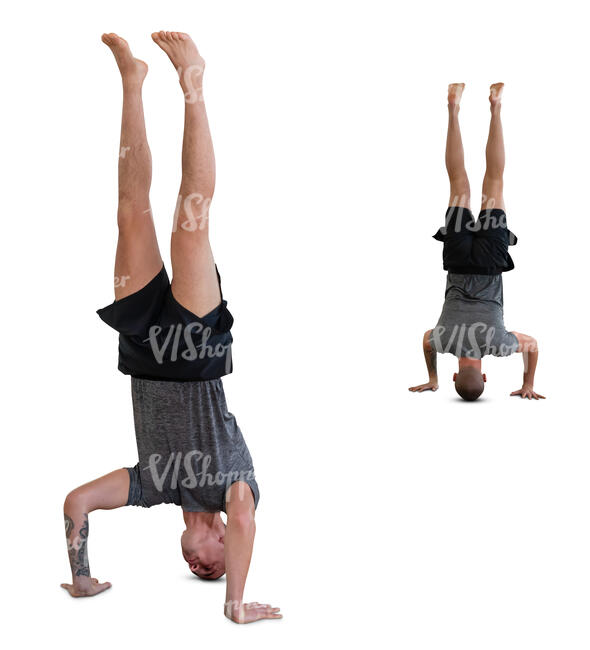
[152,31,221,317]
[446,83,470,209]
[102,33,163,301]
[481,83,505,211]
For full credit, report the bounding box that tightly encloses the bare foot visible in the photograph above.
[151,31,205,101]
[489,82,504,108]
[448,83,465,108]
[102,33,147,88]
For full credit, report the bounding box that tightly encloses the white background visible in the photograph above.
[2,0,589,648]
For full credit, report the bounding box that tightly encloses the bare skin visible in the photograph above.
[409,84,544,399]
[510,332,545,399]
[482,82,505,211]
[101,33,162,300]
[62,33,282,622]
[408,329,439,392]
[62,469,127,596]
[446,83,470,209]
[152,31,220,318]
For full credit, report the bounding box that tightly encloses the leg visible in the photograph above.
[62,468,130,597]
[481,83,505,211]
[102,33,163,301]
[446,83,470,209]
[152,31,221,317]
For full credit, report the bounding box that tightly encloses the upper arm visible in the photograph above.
[423,329,434,351]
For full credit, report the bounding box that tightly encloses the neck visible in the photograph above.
[183,511,222,533]
[458,357,482,371]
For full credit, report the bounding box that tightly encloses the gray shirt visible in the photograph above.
[126,377,259,513]
[429,273,518,359]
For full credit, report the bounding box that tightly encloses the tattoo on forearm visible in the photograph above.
[65,513,90,577]
[64,514,74,537]
[425,349,437,375]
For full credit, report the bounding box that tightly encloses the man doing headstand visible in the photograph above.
[409,83,544,401]
[61,31,281,624]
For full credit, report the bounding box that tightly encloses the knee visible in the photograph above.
[483,172,503,187]
[172,213,211,239]
[117,201,151,231]
[449,177,470,203]
[174,192,212,235]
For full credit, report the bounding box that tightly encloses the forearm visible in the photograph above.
[522,346,539,387]
[64,504,91,585]
[224,517,255,615]
[62,469,129,593]
[423,330,437,379]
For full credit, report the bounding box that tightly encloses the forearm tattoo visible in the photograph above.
[64,513,90,577]
[64,513,74,537]
[425,348,437,375]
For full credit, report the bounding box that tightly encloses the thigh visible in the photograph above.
[114,205,163,301]
[170,199,221,317]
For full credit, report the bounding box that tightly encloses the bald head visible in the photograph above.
[454,366,485,401]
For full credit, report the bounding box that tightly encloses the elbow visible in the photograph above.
[523,336,538,353]
[229,510,255,535]
[515,332,538,353]
[64,488,88,515]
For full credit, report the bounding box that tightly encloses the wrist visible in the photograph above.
[72,573,92,584]
[224,599,243,621]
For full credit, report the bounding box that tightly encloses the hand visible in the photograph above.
[510,385,545,400]
[225,601,282,624]
[61,577,112,597]
[409,380,438,393]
